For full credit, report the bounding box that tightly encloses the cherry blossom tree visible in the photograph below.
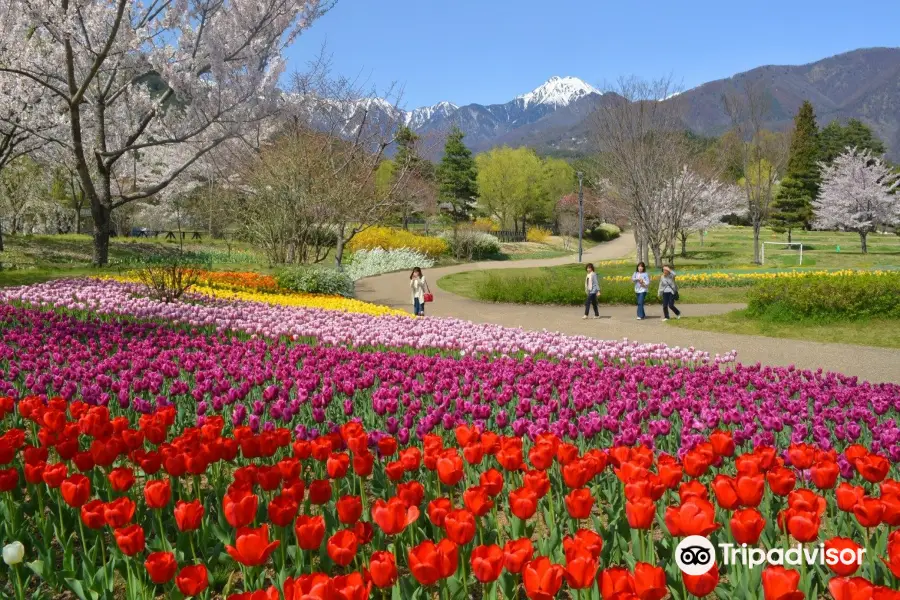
[813,147,899,254]
[0,0,331,265]
[676,180,743,255]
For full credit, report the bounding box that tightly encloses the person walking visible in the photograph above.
[583,263,600,319]
[658,264,681,321]
[631,262,650,320]
[410,267,431,316]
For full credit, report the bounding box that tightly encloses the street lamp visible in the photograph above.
[577,171,584,263]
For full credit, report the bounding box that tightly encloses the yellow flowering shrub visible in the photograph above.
[347,227,448,258]
[472,217,500,232]
[526,226,552,244]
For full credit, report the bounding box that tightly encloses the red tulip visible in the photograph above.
[827,576,874,600]
[836,483,865,512]
[81,499,106,530]
[174,500,204,532]
[503,538,535,574]
[683,562,719,597]
[226,525,280,566]
[883,530,900,579]
[730,508,766,545]
[326,452,350,479]
[336,495,363,525]
[353,451,374,477]
[855,453,890,483]
[333,571,370,600]
[372,497,419,535]
[144,478,171,509]
[427,497,452,527]
[104,496,137,528]
[766,467,796,496]
[42,462,67,488]
[114,524,146,556]
[564,549,598,590]
[307,479,332,505]
[634,562,667,600]
[712,475,739,510]
[664,497,720,537]
[853,497,884,528]
[709,430,735,457]
[368,550,398,588]
[825,537,863,577]
[787,489,826,517]
[810,460,840,490]
[385,460,405,482]
[761,566,804,600]
[599,567,635,598]
[294,515,325,550]
[471,544,504,583]
[326,529,358,567]
[408,539,457,586]
[223,488,258,528]
[267,494,299,528]
[522,557,565,600]
[480,469,504,496]
[563,529,604,559]
[176,564,209,597]
[565,487,594,520]
[145,551,178,585]
[108,467,136,492]
[509,487,539,520]
[787,443,815,470]
[444,508,476,545]
[60,474,91,508]
[377,436,397,457]
[463,486,494,517]
[436,450,464,486]
[626,497,656,530]
[780,508,820,543]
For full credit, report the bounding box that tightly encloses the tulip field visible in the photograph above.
[0,275,899,600]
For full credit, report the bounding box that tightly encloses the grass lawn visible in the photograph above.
[438,226,900,306]
[670,310,900,350]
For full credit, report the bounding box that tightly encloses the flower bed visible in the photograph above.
[347,227,448,259]
[345,248,435,281]
[1,278,717,364]
[602,268,894,288]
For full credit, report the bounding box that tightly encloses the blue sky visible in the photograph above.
[287,0,900,110]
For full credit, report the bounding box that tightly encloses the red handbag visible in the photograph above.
[424,293,434,303]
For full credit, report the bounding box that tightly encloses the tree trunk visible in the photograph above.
[752,222,762,264]
[522,215,527,237]
[787,228,792,244]
[680,232,688,257]
[0,219,4,252]
[75,209,81,234]
[91,202,112,267]
[334,232,346,269]
[859,231,868,254]
[650,244,663,268]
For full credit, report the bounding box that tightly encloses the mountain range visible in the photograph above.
[373,47,900,160]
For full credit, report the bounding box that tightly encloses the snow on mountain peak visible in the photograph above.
[403,100,460,127]
[516,76,600,109]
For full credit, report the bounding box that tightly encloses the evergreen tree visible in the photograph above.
[770,177,812,243]
[394,126,420,172]
[437,126,478,220]
[771,101,818,238]
[818,119,886,164]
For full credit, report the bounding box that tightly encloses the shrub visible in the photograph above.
[526,226,552,244]
[440,229,501,261]
[344,248,435,281]
[276,265,354,297]
[747,273,900,321]
[473,271,662,306]
[587,223,621,243]
[347,227,448,258]
[472,217,500,232]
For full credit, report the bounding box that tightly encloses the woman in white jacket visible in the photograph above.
[583,263,600,319]
[409,267,431,316]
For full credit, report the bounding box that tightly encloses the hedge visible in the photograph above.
[747,273,900,321]
[276,265,354,297]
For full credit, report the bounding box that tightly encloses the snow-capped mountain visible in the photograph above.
[515,76,601,109]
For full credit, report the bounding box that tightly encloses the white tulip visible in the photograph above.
[2,541,24,565]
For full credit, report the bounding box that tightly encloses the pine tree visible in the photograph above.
[771,101,818,239]
[818,119,886,165]
[770,177,812,243]
[437,126,478,220]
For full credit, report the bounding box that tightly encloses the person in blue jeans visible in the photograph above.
[583,263,600,319]
[657,264,681,321]
[409,267,431,316]
[631,262,649,320]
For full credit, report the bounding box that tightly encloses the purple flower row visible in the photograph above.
[1,304,898,460]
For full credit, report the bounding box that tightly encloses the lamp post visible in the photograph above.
[577,171,584,263]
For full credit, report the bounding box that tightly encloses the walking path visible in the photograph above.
[355,237,899,383]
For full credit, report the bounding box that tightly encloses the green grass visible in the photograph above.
[438,226,900,305]
[670,310,900,349]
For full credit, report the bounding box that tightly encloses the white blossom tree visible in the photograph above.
[672,175,742,257]
[813,147,899,254]
[0,0,331,265]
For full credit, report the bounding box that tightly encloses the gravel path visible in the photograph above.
[355,237,900,383]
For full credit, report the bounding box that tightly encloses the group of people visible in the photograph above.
[584,262,681,321]
[410,262,682,321]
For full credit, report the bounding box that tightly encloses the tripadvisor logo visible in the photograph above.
[675,536,865,574]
